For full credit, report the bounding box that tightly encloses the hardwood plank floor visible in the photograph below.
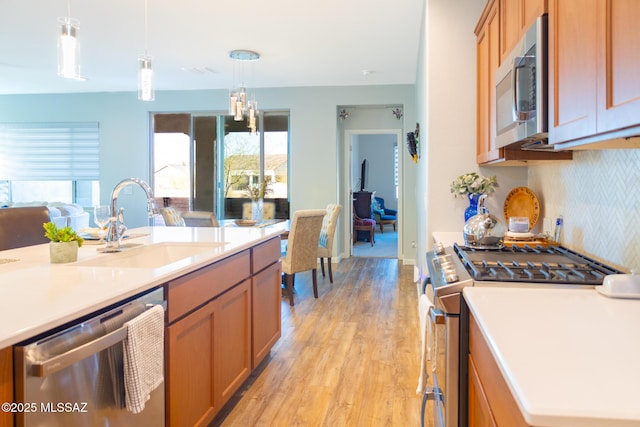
[211,257,428,426]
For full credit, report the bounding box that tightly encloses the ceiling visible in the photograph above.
[0,0,424,96]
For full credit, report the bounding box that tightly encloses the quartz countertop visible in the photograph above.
[0,225,285,348]
[464,286,640,427]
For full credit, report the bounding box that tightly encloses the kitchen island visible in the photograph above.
[0,224,285,426]
[464,286,640,427]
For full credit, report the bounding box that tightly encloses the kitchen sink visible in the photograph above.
[75,242,227,269]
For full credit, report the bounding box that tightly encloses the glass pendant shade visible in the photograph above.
[138,55,154,101]
[228,50,259,124]
[57,17,81,79]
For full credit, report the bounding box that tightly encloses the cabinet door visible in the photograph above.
[548,0,599,144]
[521,0,547,32]
[252,261,282,368]
[215,280,251,408]
[166,300,217,427]
[1,347,13,427]
[477,1,502,164]
[596,0,640,133]
[468,355,497,427]
[500,0,520,61]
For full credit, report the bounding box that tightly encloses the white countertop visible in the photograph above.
[464,286,640,427]
[0,225,285,348]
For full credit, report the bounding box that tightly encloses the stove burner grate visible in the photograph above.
[454,243,620,285]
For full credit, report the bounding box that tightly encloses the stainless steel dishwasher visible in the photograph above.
[14,287,165,427]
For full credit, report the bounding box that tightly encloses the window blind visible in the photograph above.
[0,122,100,180]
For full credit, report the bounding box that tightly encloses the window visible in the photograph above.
[152,111,289,219]
[0,122,100,206]
[394,142,399,199]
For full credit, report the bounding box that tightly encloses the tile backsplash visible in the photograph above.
[529,149,640,272]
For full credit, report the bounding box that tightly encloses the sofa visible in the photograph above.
[1,202,90,232]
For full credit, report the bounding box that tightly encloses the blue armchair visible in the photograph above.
[372,196,397,233]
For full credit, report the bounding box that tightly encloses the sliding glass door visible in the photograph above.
[152,111,289,220]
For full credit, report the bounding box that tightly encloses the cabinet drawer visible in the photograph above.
[167,250,250,323]
[252,237,281,273]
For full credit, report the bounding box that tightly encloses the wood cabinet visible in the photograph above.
[0,347,12,427]
[476,0,501,164]
[165,237,282,427]
[468,312,530,427]
[252,261,282,368]
[500,0,547,61]
[549,0,640,147]
[476,0,570,165]
[214,279,251,407]
[353,191,372,218]
[166,299,218,427]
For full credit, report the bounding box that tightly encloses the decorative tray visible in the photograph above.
[503,187,541,230]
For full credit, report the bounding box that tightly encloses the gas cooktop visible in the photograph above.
[453,243,621,285]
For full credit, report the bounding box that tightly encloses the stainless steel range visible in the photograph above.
[423,242,622,427]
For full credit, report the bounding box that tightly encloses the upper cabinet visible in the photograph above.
[501,0,547,62]
[476,0,571,165]
[476,0,501,164]
[549,0,640,148]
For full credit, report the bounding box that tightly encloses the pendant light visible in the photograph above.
[229,50,259,132]
[138,0,154,101]
[57,0,84,80]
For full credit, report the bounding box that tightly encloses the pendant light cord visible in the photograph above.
[144,0,149,55]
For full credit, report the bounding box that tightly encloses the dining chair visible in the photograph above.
[281,209,326,306]
[0,206,51,251]
[318,203,342,283]
[182,211,219,227]
[159,207,186,226]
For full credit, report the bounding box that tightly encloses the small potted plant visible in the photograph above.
[450,172,498,221]
[43,221,84,263]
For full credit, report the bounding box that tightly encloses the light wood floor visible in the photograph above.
[211,257,426,426]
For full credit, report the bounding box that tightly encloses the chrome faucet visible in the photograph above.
[104,178,158,250]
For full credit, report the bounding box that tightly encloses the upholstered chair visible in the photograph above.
[353,202,376,246]
[0,206,51,251]
[281,209,326,306]
[182,211,219,227]
[372,196,397,233]
[317,204,342,283]
[242,201,276,220]
[159,207,185,226]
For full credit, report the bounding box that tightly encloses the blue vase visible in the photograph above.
[464,194,481,222]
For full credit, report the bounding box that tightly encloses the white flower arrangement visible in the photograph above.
[450,172,498,197]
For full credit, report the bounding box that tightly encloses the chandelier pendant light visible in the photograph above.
[229,50,260,132]
[57,1,84,80]
[138,0,154,101]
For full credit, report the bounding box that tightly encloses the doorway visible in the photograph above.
[344,129,402,259]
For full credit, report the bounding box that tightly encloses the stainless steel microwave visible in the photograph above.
[495,15,547,149]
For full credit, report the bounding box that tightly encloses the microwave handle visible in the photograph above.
[511,57,524,122]
[512,56,535,122]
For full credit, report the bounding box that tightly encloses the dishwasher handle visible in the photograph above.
[32,325,128,377]
[31,301,166,378]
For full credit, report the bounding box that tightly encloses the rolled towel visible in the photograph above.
[123,305,164,414]
[416,293,434,395]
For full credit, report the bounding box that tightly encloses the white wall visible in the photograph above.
[358,134,398,210]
